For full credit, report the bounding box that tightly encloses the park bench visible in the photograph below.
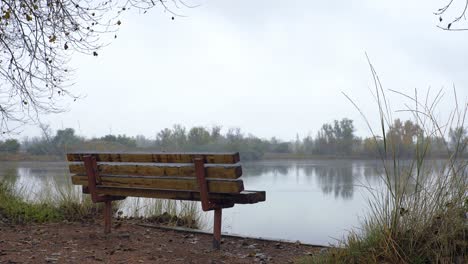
[66,152,266,249]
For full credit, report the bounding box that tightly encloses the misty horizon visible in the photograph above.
[5,0,468,144]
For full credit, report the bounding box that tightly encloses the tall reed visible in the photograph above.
[303,61,467,263]
[122,197,202,229]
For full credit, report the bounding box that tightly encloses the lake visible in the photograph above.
[0,159,394,246]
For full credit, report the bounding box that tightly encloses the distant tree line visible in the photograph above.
[0,139,20,153]
[1,118,466,160]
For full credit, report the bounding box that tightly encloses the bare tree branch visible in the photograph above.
[435,0,468,30]
[0,0,192,134]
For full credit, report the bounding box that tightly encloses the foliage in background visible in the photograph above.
[0,139,20,153]
[16,118,467,161]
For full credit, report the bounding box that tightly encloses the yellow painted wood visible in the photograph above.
[72,175,244,193]
[67,152,240,164]
[68,163,242,179]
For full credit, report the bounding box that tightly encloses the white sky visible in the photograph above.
[18,0,468,141]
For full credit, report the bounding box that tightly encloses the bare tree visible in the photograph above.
[0,0,191,133]
[436,0,468,30]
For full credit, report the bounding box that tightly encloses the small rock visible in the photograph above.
[118,233,130,239]
[45,257,59,262]
[255,253,267,260]
[246,244,257,249]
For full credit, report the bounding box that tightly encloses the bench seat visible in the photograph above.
[82,186,265,204]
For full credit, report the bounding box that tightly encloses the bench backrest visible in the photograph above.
[67,152,265,250]
[67,152,244,194]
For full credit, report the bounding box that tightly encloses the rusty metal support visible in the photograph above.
[83,155,101,203]
[83,155,125,234]
[194,157,216,211]
[104,200,112,234]
[213,208,222,250]
[194,157,226,249]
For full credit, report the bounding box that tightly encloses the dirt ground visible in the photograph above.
[0,220,322,264]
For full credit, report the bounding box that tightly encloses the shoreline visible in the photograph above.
[136,223,329,248]
[0,220,322,263]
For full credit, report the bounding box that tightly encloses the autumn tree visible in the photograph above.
[187,126,211,148]
[315,118,356,155]
[386,119,423,157]
[448,126,467,154]
[0,138,19,152]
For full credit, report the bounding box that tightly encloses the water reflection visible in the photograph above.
[0,160,404,201]
[243,160,384,200]
[314,165,354,199]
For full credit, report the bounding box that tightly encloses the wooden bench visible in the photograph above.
[66,152,266,249]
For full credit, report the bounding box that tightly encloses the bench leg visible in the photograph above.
[104,200,112,234]
[213,208,222,250]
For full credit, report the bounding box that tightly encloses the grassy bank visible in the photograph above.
[0,180,201,228]
[0,181,102,223]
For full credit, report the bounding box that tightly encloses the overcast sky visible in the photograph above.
[19,0,468,141]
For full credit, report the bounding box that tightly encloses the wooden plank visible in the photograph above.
[72,175,244,193]
[68,163,242,179]
[67,152,240,164]
[82,186,265,204]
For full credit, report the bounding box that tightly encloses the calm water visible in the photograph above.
[0,159,395,245]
